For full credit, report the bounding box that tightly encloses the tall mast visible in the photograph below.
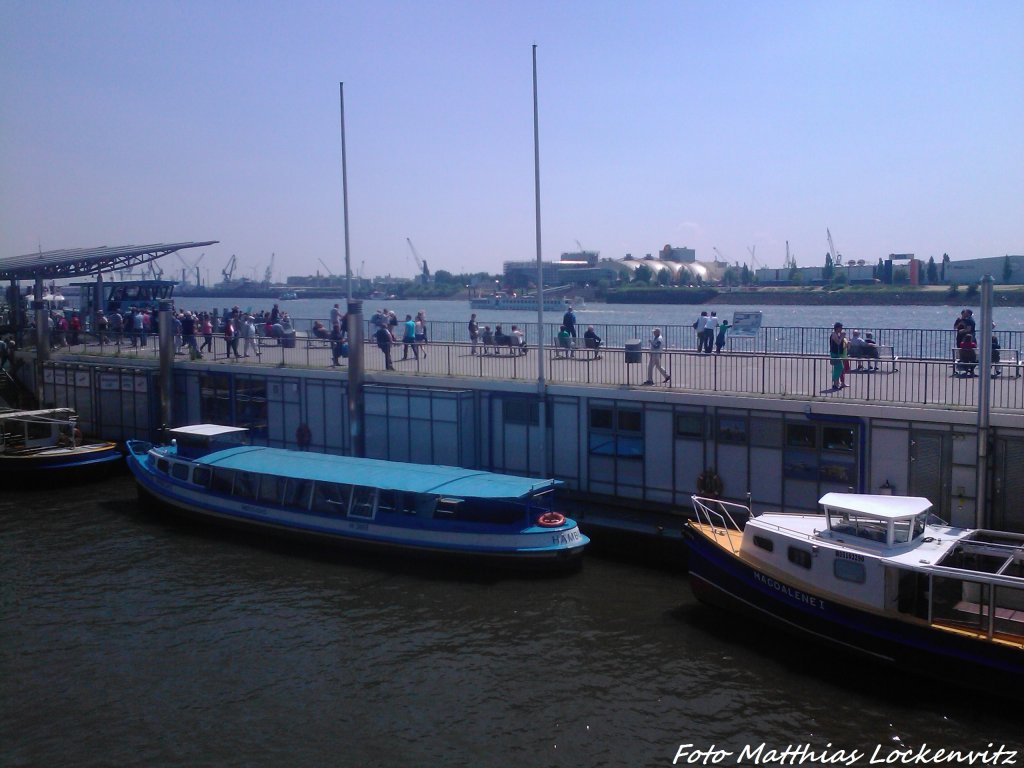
[533,45,547,478]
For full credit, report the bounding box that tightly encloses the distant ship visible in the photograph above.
[470,293,583,312]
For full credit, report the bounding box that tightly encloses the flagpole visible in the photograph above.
[533,45,547,478]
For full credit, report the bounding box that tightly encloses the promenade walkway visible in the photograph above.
[41,332,1024,413]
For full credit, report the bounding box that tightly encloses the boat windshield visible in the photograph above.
[827,509,927,546]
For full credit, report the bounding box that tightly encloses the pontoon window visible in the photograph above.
[156,458,170,474]
[234,472,259,500]
[282,478,312,510]
[211,468,234,494]
[170,463,190,481]
[753,535,774,552]
[192,466,211,487]
[259,475,284,506]
[312,482,351,515]
[350,486,376,518]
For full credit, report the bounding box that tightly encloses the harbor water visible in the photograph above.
[2,474,1021,767]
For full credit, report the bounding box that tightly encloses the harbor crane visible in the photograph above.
[827,228,840,265]
[263,253,275,285]
[222,254,237,284]
[747,245,760,270]
[317,258,335,277]
[406,238,430,284]
[176,252,204,287]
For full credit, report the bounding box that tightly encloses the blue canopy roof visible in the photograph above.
[192,446,559,500]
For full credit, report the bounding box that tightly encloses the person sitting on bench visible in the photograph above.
[557,325,574,356]
[957,334,978,377]
[583,326,602,358]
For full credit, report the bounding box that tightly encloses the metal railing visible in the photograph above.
[50,332,1024,411]
[301,319,1022,361]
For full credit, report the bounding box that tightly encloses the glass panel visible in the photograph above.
[171,463,190,481]
[258,475,284,506]
[675,413,704,438]
[823,426,855,452]
[211,469,234,494]
[617,409,642,433]
[192,466,211,487]
[234,472,259,500]
[785,423,816,448]
[350,486,376,518]
[282,478,312,510]
[312,482,350,515]
[589,408,614,430]
[834,559,866,583]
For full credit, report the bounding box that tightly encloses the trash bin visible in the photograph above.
[624,339,642,364]
[282,330,297,349]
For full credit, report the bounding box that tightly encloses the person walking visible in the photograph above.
[562,305,577,341]
[468,313,479,355]
[829,322,846,390]
[643,327,670,385]
[401,314,417,360]
[200,313,214,354]
[375,323,395,370]
[242,315,260,357]
[414,310,428,358]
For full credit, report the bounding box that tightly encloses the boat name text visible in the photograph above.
[672,742,1019,766]
[753,572,826,611]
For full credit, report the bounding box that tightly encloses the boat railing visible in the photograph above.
[691,496,751,553]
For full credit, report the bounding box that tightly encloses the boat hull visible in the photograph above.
[1,442,123,485]
[126,446,587,571]
[682,524,1024,693]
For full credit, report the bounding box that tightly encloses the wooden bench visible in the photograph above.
[848,343,898,372]
[950,347,1021,378]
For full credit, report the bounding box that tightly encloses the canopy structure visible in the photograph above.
[0,242,217,283]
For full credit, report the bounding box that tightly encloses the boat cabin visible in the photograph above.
[0,408,80,453]
[169,424,249,460]
[819,492,932,548]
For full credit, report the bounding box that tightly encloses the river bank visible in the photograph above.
[605,286,1024,306]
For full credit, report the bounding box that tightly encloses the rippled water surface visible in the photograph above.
[2,475,1020,767]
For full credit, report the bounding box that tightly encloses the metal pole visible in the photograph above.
[33,277,48,405]
[340,82,353,303]
[340,83,364,457]
[347,300,365,458]
[976,276,993,528]
[158,299,174,429]
[532,45,547,478]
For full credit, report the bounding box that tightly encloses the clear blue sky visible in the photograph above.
[2,0,1021,282]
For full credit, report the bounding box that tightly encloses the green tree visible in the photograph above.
[721,267,739,286]
[633,264,653,284]
[927,256,938,284]
[656,268,671,286]
[740,264,752,285]
[823,252,835,281]
[941,253,950,282]
[1003,255,1013,283]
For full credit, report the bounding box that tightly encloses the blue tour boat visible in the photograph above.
[683,493,1024,694]
[125,424,588,569]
